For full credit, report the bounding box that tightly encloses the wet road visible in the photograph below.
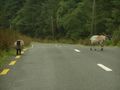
[0,43,120,90]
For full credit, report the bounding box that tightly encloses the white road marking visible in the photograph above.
[97,64,112,71]
[31,44,34,48]
[74,49,80,52]
[21,51,24,54]
[55,44,62,47]
[23,48,28,51]
[58,45,62,47]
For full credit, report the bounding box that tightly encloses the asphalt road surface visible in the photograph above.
[0,43,120,90]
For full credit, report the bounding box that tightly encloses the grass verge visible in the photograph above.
[0,50,15,68]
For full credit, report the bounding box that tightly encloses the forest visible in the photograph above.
[0,0,120,44]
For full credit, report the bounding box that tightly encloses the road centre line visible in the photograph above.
[74,49,80,52]
[0,69,10,75]
[97,64,112,71]
[9,61,16,66]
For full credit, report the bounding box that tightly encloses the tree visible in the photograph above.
[0,0,25,28]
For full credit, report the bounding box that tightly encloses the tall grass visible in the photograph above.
[0,50,15,67]
[0,29,32,67]
[0,29,32,55]
[112,30,120,46]
[0,30,17,51]
[18,34,32,46]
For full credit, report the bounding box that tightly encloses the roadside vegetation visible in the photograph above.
[0,29,32,68]
[0,0,119,45]
[0,0,120,67]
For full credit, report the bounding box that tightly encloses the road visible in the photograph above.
[0,43,120,90]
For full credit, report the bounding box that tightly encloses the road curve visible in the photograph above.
[0,43,120,90]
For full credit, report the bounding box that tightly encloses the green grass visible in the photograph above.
[117,41,120,47]
[0,50,15,68]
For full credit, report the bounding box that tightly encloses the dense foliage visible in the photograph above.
[0,0,120,41]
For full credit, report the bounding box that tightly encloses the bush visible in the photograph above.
[0,30,17,51]
[117,41,120,47]
[18,34,32,46]
[0,29,32,54]
[105,40,113,46]
[79,39,90,45]
[112,30,120,45]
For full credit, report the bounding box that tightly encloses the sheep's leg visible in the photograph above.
[94,43,97,51]
[100,43,104,51]
[90,43,96,51]
[90,42,93,51]
[90,48,92,51]
[19,49,22,55]
[16,49,19,55]
[101,45,104,51]
[90,44,92,51]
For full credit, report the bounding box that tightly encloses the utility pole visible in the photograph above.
[91,0,96,35]
[51,16,55,40]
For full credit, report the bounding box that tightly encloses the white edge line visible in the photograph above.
[97,64,112,71]
[31,44,34,48]
[74,49,80,52]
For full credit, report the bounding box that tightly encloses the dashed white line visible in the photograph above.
[97,64,112,71]
[74,49,80,52]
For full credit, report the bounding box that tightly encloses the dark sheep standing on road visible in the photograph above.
[14,40,24,55]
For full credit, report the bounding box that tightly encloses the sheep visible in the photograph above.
[14,40,24,55]
[90,35,106,51]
